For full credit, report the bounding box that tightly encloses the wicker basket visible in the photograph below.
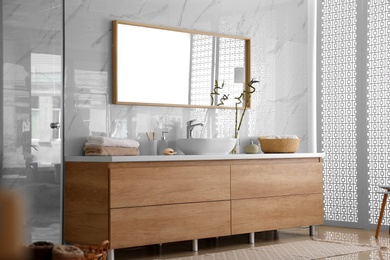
[28,241,54,260]
[258,137,300,153]
[74,240,109,260]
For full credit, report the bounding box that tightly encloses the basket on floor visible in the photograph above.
[52,245,84,260]
[76,240,109,260]
[28,241,54,260]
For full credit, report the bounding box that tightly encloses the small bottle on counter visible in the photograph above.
[157,131,169,155]
[244,139,260,154]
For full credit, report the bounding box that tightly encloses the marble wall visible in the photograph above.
[64,0,311,155]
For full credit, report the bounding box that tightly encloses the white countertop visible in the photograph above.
[65,153,324,163]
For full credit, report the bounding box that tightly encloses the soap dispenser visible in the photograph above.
[157,131,169,155]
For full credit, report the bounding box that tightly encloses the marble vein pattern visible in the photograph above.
[64,0,311,156]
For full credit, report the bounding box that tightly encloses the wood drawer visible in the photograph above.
[231,193,324,235]
[110,201,231,249]
[231,161,323,199]
[110,165,230,208]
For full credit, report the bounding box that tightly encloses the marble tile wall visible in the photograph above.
[64,0,311,155]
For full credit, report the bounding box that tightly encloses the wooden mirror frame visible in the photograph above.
[112,20,251,109]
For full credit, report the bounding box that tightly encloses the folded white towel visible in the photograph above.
[86,136,140,148]
[283,135,299,139]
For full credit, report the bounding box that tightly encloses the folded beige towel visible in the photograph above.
[52,245,84,260]
[86,135,139,148]
[83,144,139,156]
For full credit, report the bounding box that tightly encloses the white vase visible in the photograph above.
[231,134,240,154]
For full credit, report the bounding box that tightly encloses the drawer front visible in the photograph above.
[110,165,230,208]
[231,162,323,199]
[110,201,231,249]
[231,193,324,235]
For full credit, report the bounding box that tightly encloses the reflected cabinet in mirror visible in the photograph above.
[112,20,251,109]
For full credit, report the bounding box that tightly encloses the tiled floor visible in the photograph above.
[114,225,390,259]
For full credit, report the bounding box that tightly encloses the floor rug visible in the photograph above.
[166,240,377,260]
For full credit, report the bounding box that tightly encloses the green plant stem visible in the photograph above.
[232,79,258,154]
[237,93,251,134]
[234,79,258,138]
[235,103,239,138]
[211,80,226,106]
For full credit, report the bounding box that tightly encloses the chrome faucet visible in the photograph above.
[186,119,204,138]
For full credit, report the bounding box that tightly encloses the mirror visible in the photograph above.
[112,20,251,109]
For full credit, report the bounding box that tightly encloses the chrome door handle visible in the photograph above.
[50,122,60,129]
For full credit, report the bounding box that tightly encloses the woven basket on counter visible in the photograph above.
[258,137,300,153]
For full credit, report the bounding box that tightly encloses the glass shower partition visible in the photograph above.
[1,0,63,245]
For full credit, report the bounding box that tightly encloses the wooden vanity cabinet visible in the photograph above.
[64,162,109,246]
[111,201,230,248]
[108,163,231,248]
[64,161,231,249]
[231,158,324,234]
[109,164,230,208]
[64,157,323,250]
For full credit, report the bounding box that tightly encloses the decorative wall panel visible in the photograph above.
[321,0,358,222]
[190,34,214,106]
[367,0,390,225]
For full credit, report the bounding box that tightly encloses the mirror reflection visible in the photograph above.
[112,20,251,108]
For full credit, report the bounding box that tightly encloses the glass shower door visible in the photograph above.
[1,0,63,244]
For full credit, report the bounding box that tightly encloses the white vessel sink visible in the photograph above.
[177,138,237,155]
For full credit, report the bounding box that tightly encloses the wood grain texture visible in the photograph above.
[112,20,118,104]
[64,158,324,250]
[114,20,250,40]
[110,165,230,208]
[231,193,324,235]
[105,158,320,169]
[231,161,323,199]
[64,162,109,245]
[230,158,321,166]
[107,160,231,168]
[110,201,231,249]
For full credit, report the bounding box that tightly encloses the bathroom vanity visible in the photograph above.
[64,153,324,258]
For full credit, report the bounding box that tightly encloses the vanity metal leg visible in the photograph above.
[108,249,114,260]
[249,232,255,244]
[192,239,198,252]
[309,225,316,236]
